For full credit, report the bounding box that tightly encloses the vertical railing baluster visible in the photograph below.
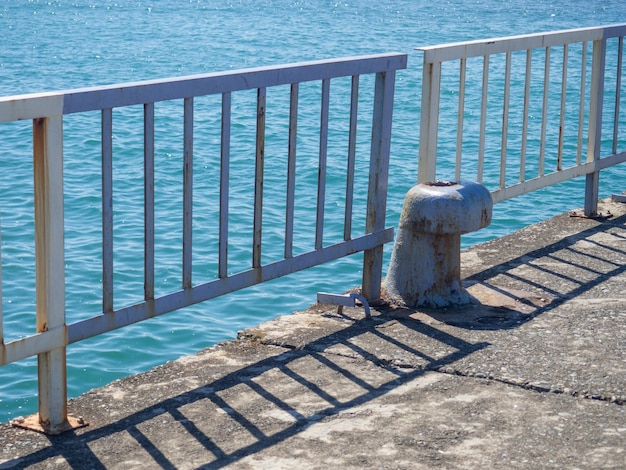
[253,88,266,268]
[520,49,532,182]
[102,109,114,313]
[613,36,623,155]
[539,47,551,177]
[33,115,67,431]
[477,55,489,183]
[344,75,359,241]
[316,79,330,250]
[285,84,298,258]
[585,37,607,217]
[500,52,512,188]
[362,70,395,302]
[577,42,588,166]
[557,45,569,171]
[418,58,441,183]
[219,92,231,278]
[183,98,193,289]
[455,58,467,181]
[144,103,155,300]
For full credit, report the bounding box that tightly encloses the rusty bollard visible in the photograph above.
[384,181,492,308]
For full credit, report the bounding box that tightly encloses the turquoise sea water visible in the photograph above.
[1,0,624,422]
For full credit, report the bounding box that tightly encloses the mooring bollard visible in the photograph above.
[384,181,492,308]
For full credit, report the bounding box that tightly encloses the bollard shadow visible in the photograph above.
[0,311,489,469]
[413,212,626,330]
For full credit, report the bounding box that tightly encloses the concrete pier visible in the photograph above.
[1,196,625,469]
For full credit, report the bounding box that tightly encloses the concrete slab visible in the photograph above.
[1,197,625,469]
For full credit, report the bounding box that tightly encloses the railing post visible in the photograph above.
[33,115,68,433]
[362,70,396,302]
[585,36,607,217]
[418,56,441,184]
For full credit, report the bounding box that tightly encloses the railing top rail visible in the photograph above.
[0,53,407,122]
[416,23,626,63]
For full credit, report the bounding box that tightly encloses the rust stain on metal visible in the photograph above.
[425,180,457,187]
[146,299,156,318]
[481,207,491,226]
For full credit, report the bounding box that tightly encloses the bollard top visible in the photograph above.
[401,181,493,234]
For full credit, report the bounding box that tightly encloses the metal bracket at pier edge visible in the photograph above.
[317,292,371,319]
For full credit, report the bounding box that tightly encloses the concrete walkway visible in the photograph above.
[1,197,625,469]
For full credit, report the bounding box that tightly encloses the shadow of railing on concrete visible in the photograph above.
[1,314,488,469]
[3,213,624,468]
[417,212,626,331]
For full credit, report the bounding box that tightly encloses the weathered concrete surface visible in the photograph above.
[1,197,625,469]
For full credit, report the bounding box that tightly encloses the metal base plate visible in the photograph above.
[568,210,613,220]
[10,414,88,435]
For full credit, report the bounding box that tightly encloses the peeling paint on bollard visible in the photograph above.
[384,181,492,308]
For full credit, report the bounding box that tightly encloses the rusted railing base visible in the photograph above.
[10,413,88,435]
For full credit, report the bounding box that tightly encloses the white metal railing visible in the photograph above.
[3,22,625,433]
[417,24,626,216]
[0,53,407,432]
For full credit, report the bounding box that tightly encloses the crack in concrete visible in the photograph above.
[432,365,626,406]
